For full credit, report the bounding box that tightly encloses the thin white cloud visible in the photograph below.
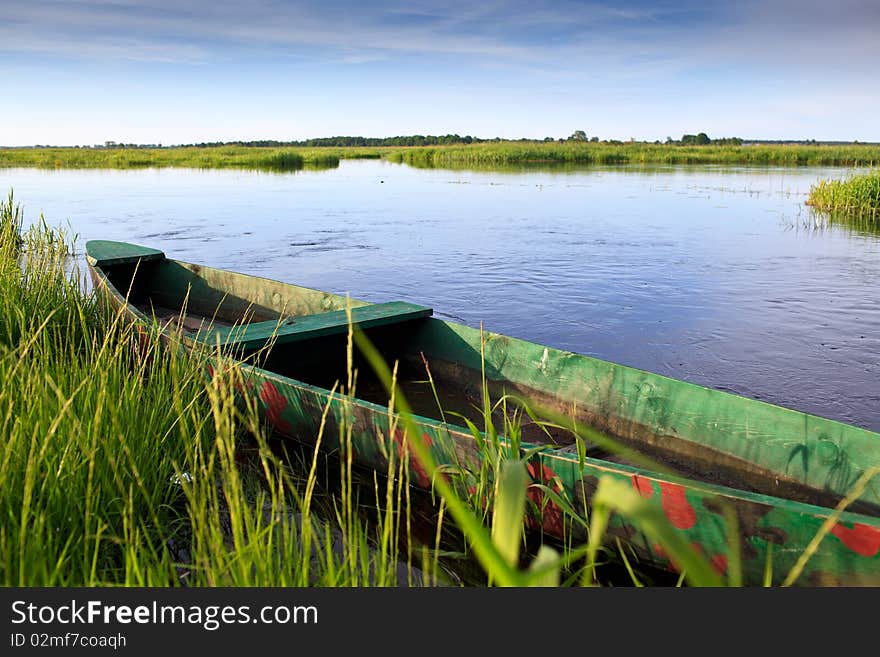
[0,1,700,64]
[335,53,389,65]
[1,1,526,61]
[0,33,210,64]
[4,0,871,87]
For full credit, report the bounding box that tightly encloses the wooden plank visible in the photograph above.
[203,301,433,350]
[86,240,165,267]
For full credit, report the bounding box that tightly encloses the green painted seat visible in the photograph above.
[86,240,165,267]
[199,301,433,350]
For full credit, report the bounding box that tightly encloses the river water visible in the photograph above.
[3,159,878,431]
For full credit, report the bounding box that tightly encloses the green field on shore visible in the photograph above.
[0,146,381,171]
[3,141,880,171]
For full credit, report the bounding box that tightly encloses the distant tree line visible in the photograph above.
[743,138,869,145]
[22,134,874,150]
[94,140,163,149]
[185,134,489,148]
[568,130,744,146]
[667,133,743,146]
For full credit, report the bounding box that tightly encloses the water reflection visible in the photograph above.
[821,210,880,238]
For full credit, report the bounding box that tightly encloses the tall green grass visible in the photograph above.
[4,142,880,174]
[386,142,880,168]
[0,147,346,172]
[807,169,880,217]
[0,192,441,586]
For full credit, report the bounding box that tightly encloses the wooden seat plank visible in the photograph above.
[202,301,433,350]
[86,240,165,267]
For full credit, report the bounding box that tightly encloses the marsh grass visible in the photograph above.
[1,202,194,584]
[4,142,880,174]
[386,142,880,169]
[0,147,350,172]
[807,169,880,221]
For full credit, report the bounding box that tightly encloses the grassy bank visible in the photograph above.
[0,191,444,586]
[807,169,880,217]
[3,142,880,173]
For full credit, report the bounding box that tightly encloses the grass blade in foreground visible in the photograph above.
[587,478,724,587]
[353,325,527,586]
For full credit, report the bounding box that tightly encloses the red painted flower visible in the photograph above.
[392,428,433,488]
[259,380,293,434]
[631,475,696,530]
[235,374,255,396]
[831,522,880,557]
[658,481,697,530]
[526,461,566,537]
[710,554,729,576]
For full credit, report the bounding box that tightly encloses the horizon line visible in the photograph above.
[3,136,879,149]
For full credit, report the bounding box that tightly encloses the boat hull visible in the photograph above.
[86,241,880,586]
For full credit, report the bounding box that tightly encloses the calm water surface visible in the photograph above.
[3,160,878,431]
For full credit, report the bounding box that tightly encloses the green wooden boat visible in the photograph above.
[86,239,880,586]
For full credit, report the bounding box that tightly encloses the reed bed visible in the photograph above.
[4,142,880,174]
[386,142,880,168]
[0,147,352,172]
[807,169,880,218]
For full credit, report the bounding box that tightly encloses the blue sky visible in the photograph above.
[2,0,878,145]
